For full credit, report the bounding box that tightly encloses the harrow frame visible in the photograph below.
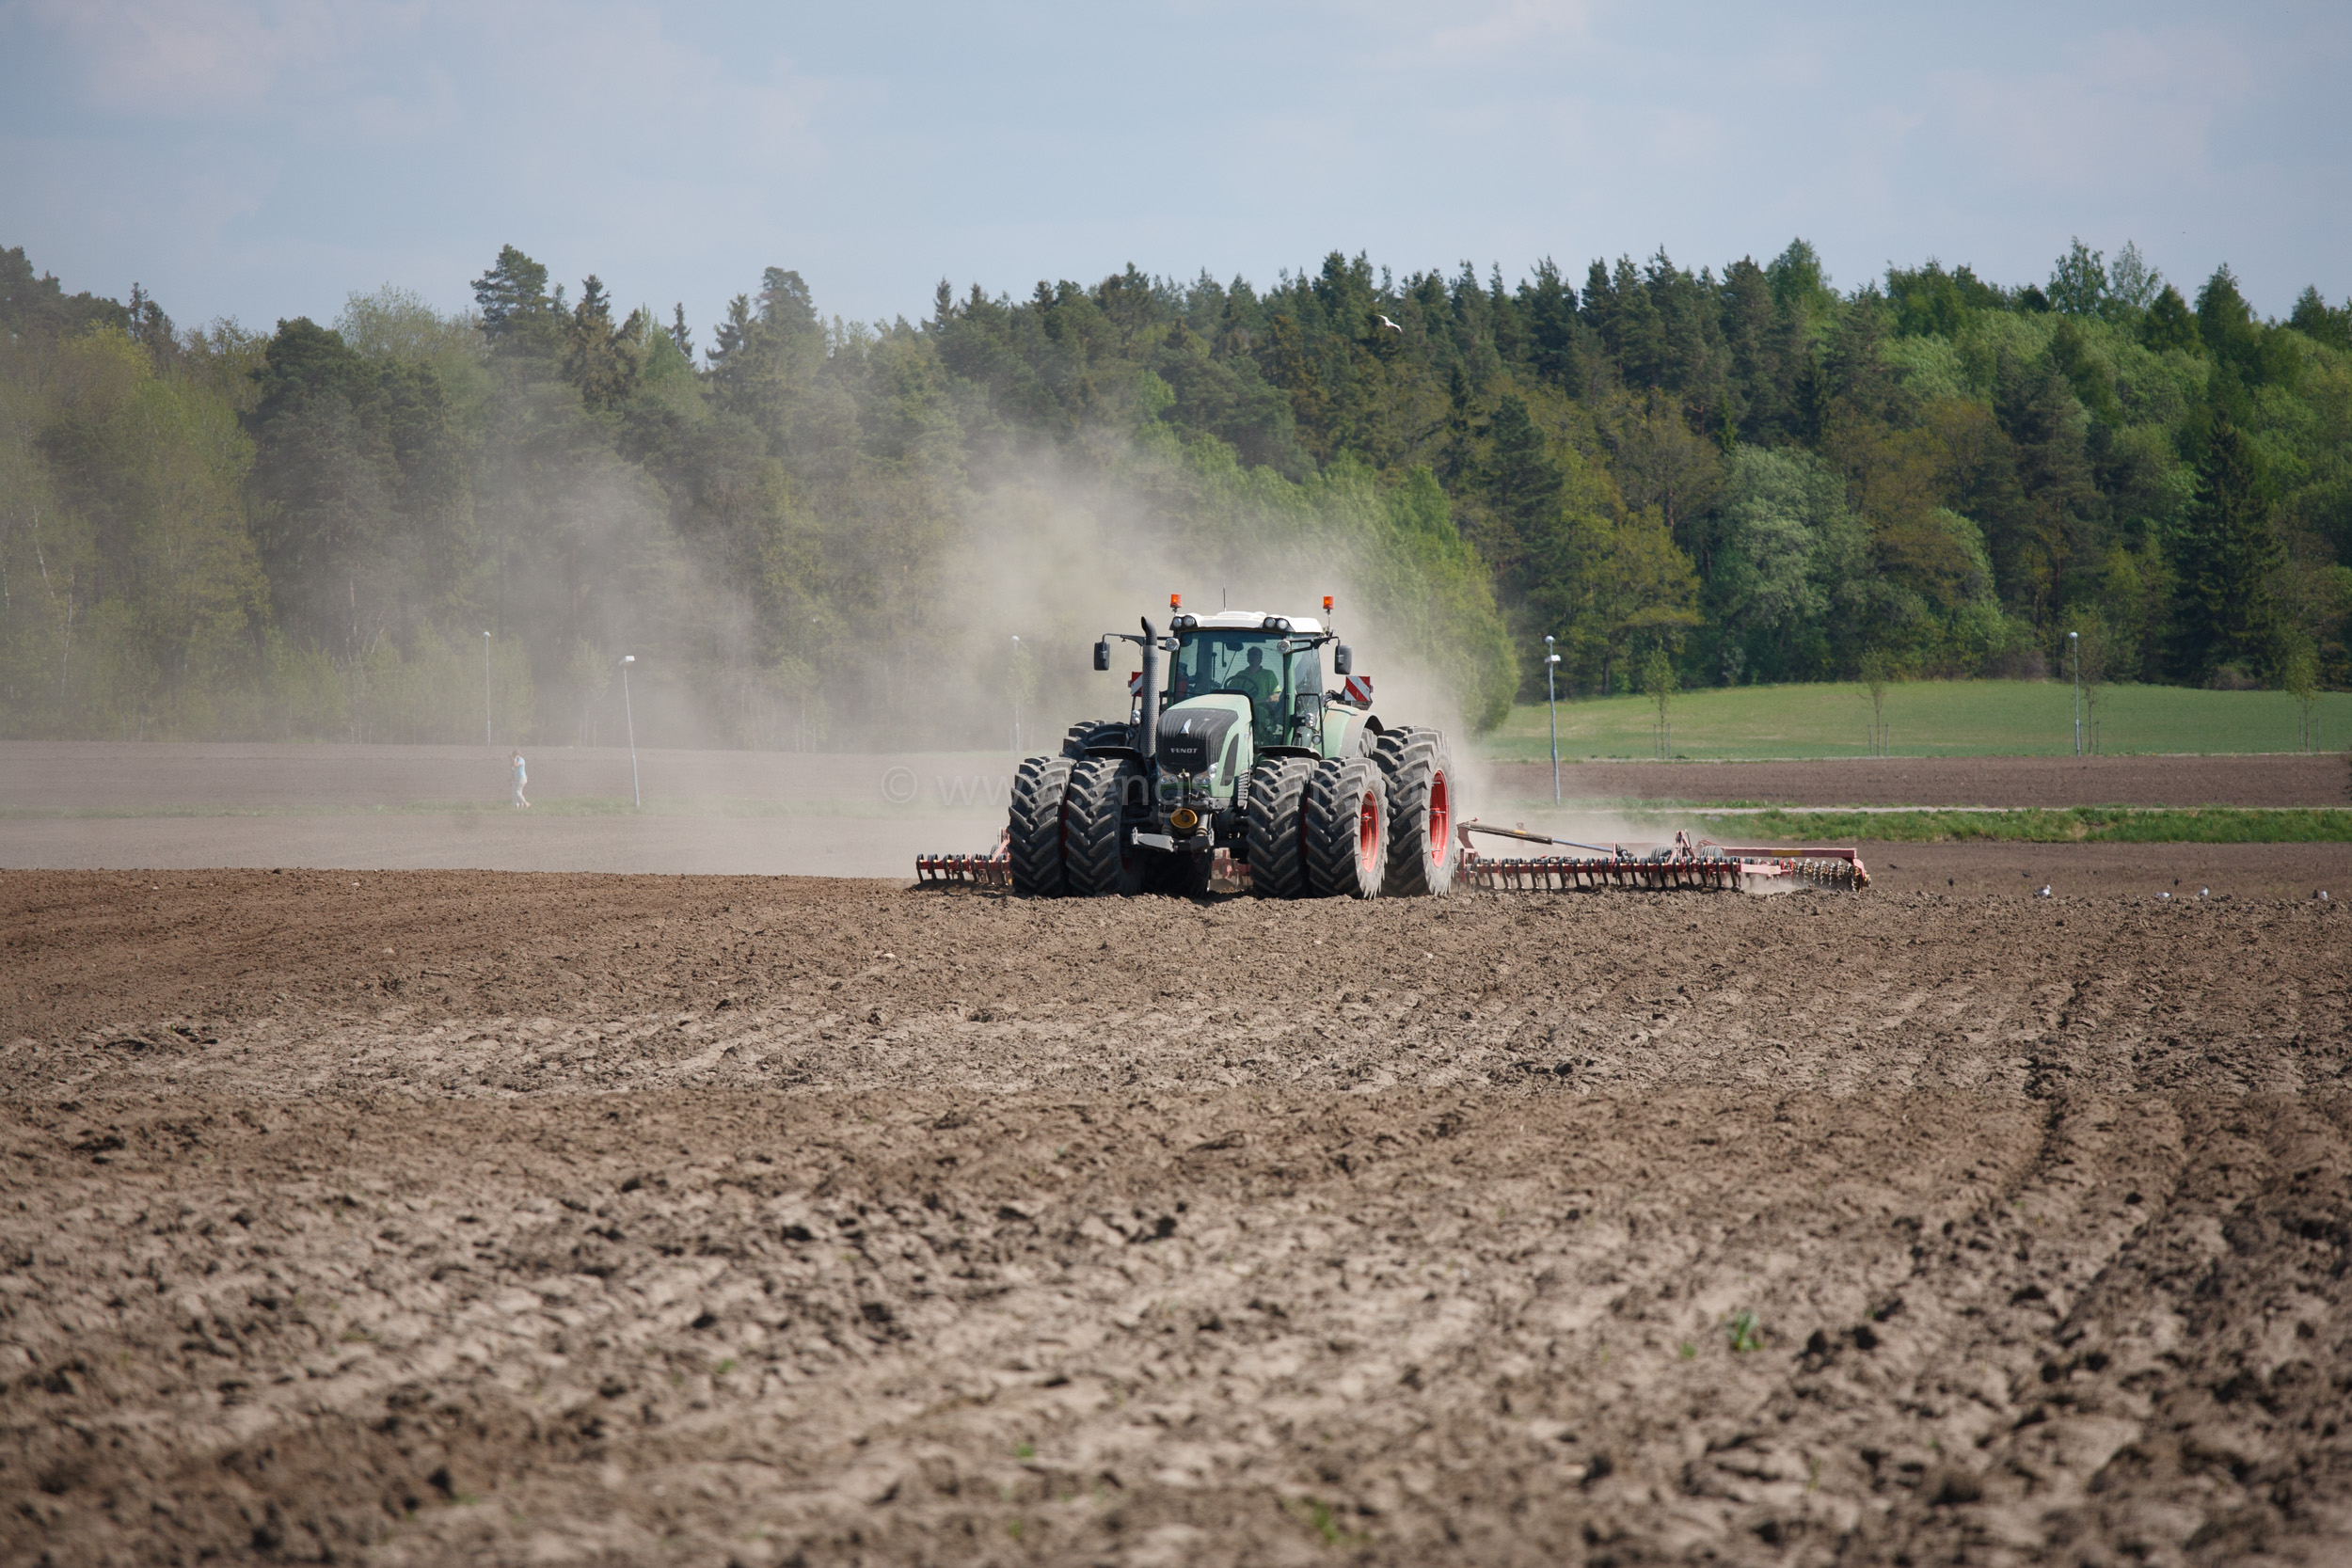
[915,820,1867,894]
[1454,822,1867,892]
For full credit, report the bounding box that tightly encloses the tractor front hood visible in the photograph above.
[1155,695,1250,786]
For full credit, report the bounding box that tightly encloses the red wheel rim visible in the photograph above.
[1427,770,1450,863]
[1358,790,1379,871]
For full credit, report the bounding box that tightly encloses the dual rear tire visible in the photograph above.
[1060,755,1150,896]
[1374,727,1460,897]
[1249,730,1455,900]
[1007,753,1074,896]
[1303,755,1389,899]
[1015,751,1207,898]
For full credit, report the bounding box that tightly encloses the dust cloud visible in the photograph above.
[931,444,1482,760]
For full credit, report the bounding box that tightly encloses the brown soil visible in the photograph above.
[1492,752,2352,807]
[4,867,2349,1566]
[1853,841,2352,898]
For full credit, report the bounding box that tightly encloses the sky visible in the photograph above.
[3,0,2347,341]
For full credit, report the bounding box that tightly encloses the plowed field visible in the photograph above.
[5,867,2349,1566]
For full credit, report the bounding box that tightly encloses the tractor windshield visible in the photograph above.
[1168,630,1314,745]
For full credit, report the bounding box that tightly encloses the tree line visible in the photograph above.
[1,235,2345,747]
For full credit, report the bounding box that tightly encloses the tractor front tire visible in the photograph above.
[1375,727,1459,896]
[1062,755,1150,896]
[1007,753,1074,896]
[1245,757,1313,898]
[1305,755,1389,899]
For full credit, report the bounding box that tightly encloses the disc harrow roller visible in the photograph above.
[1455,823,1867,893]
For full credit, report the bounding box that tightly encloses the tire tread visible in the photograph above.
[1007,753,1073,896]
[1062,755,1144,896]
[1245,757,1313,898]
[1375,727,1457,897]
[1304,755,1387,898]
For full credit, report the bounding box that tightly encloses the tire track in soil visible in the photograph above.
[2,870,2349,1565]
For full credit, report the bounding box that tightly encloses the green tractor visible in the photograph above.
[1008,597,1460,898]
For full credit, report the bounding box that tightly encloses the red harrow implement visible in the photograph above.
[915,827,1013,888]
[916,822,1866,893]
[1456,821,1868,892]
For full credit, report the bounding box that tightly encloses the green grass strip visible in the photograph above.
[1475,679,2352,761]
[1692,807,2352,844]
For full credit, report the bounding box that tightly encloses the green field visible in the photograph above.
[1686,807,2352,845]
[1478,681,2348,761]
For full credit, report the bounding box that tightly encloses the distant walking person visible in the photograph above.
[510,751,530,809]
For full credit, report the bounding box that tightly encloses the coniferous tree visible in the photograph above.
[471,245,559,359]
[1,245,131,341]
[2169,408,2282,680]
[563,276,645,412]
[1477,393,1563,601]
[1992,357,2105,632]
[1516,259,1579,391]
[2287,287,2352,351]
[2140,285,2200,355]
[2195,267,2258,361]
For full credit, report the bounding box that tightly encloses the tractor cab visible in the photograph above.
[1163,611,1327,752]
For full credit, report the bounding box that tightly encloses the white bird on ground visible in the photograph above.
[2036,884,2052,898]
[1374,312,1403,333]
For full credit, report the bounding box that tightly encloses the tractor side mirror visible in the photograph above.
[1092,639,1110,672]
[1332,643,1353,676]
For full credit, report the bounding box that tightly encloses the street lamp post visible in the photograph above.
[1544,634,1562,805]
[482,631,492,747]
[798,615,819,753]
[619,655,640,810]
[2070,630,2081,756]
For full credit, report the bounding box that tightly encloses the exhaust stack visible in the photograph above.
[1137,616,1162,763]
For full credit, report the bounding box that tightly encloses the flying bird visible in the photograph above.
[1374,312,1403,334]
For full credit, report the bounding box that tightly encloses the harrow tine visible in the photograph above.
[1454,820,1868,895]
[916,828,1013,887]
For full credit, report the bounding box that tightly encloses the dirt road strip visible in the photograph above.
[0,816,993,879]
[1487,753,2352,808]
[4,870,2349,1566]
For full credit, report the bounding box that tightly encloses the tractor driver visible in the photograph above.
[1224,644,1282,737]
